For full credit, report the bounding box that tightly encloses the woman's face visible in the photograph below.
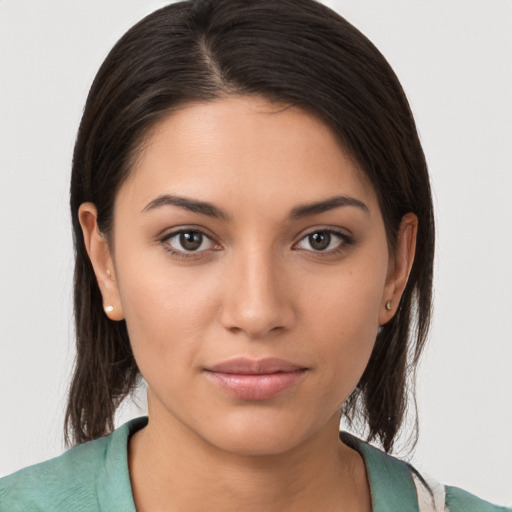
[81,96,415,456]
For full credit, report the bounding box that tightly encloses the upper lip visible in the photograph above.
[205,357,307,375]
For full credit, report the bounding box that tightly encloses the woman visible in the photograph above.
[0,1,509,510]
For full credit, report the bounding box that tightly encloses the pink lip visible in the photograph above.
[204,357,308,400]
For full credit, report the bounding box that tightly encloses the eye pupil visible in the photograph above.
[180,231,202,251]
[309,231,331,250]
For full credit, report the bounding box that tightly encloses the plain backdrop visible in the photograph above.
[1,0,511,505]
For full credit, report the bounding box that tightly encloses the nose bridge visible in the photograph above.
[220,241,294,338]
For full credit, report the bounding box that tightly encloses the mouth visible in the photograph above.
[203,357,308,401]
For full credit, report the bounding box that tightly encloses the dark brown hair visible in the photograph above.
[66,0,434,453]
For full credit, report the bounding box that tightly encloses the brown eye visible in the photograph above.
[164,229,216,254]
[179,231,203,251]
[296,229,348,252]
[308,232,331,250]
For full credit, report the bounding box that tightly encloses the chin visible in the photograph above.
[204,427,307,457]
[193,407,334,458]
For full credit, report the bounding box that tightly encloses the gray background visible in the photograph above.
[1,0,511,505]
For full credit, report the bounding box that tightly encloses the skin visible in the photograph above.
[79,96,417,512]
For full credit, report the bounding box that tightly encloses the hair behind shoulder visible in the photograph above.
[66,0,434,453]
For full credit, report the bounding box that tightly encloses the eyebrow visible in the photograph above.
[142,193,369,220]
[290,195,369,218]
[142,194,230,220]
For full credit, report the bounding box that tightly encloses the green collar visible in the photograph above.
[96,417,147,511]
[105,418,418,511]
[340,432,419,512]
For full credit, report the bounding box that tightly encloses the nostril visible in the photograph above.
[219,261,296,338]
[224,322,287,340]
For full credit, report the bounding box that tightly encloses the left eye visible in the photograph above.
[164,230,216,253]
[295,230,346,252]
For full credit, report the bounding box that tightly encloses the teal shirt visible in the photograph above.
[1,417,509,511]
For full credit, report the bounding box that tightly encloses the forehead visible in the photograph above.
[118,96,378,216]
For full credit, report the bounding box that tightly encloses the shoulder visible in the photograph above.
[412,471,511,512]
[341,432,511,512]
[0,436,109,512]
[444,485,511,512]
[0,417,145,512]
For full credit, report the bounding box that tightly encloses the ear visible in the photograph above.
[78,202,125,321]
[378,212,418,325]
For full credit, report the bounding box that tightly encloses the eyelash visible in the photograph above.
[160,228,219,258]
[159,227,353,258]
[293,228,353,255]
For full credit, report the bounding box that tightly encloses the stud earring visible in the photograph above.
[104,305,114,314]
[106,268,112,278]
[385,300,392,311]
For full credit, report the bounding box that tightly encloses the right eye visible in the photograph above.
[162,229,217,254]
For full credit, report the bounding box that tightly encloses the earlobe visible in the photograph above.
[78,203,125,321]
[379,212,418,325]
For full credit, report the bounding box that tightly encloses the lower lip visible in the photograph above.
[205,370,307,400]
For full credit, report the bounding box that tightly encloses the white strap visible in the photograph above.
[412,471,449,512]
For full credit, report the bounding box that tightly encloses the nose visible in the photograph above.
[220,247,296,339]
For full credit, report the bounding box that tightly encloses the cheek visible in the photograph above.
[312,296,378,375]
[115,253,221,374]
[305,253,387,334]
[302,257,388,390]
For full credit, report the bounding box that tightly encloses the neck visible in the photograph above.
[128,410,371,512]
